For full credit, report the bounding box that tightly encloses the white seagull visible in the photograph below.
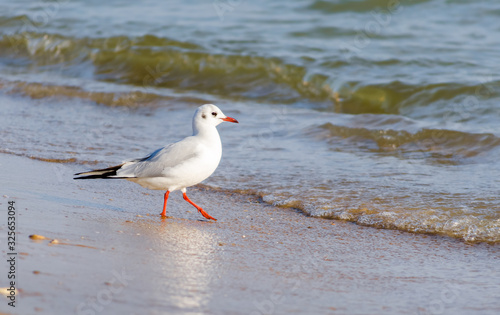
[74,104,238,221]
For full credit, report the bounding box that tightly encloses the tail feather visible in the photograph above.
[74,164,125,179]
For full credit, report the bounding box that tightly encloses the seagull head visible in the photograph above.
[193,104,239,131]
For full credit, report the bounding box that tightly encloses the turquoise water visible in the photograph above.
[0,0,499,242]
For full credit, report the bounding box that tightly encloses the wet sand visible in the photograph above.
[1,153,499,315]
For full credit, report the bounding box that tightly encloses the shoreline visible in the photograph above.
[1,153,499,314]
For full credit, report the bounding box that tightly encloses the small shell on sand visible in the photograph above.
[29,234,48,240]
[49,239,60,244]
[0,287,18,296]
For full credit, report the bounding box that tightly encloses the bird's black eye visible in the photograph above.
[212,112,217,117]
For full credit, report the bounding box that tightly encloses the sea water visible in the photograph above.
[0,0,499,242]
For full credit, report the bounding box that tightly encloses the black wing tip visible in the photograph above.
[73,164,125,180]
[73,172,134,180]
[74,174,134,180]
[73,174,108,180]
[73,175,129,179]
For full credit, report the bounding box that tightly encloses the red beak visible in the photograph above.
[221,116,239,123]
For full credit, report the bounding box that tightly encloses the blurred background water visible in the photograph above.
[1,0,499,242]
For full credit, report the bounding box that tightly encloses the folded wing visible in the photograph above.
[74,136,201,179]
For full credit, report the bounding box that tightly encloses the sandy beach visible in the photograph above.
[0,153,498,315]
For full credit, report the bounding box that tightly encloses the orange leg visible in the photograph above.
[182,192,217,221]
[160,191,170,217]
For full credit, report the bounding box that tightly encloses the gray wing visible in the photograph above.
[114,136,201,178]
